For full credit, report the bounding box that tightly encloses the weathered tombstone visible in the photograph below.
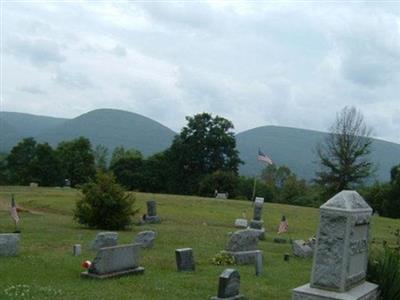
[0,233,20,256]
[216,193,228,199]
[81,244,144,279]
[255,250,263,276]
[234,219,248,228]
[292,190,378,299]
[29,182,38,188]
[225,229,261,264]
[292,240,313,258]
[211,269,244,300]
[143,200,161,223]
[249,198,265,239]
[64,179,71,187]
[73,244,82,256]
[254,197,264,206]
[134,231,156,249]
[91,232,118,251]
[175,248,195,272]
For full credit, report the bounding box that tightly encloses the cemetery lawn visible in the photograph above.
[0,187,399,300]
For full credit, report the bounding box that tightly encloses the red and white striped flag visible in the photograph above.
[10,195,19,224]
[258,149,273,165]
[278,215,288,234]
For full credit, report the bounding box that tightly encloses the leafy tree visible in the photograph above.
[167,113,242,194]
[57,137,96,186]
[31,143,62,186]
[315,106,373,196]
[198,170,239,198]
[110,156,143,190]
[94,144,108,171]
[140,152,171,193]
[0,152,9,185]
[6,137,37,185]
[391,164,400,183]
[74,171,138,230]
[261,164,307,203]
[110,146,142,168]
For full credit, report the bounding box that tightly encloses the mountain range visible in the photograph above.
[1,109,399,182]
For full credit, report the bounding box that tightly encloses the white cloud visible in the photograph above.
[2,1,400,143]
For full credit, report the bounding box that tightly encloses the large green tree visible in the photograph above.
[167,113,242,194]
[315,106,374,195]
[31,143,62,186]
[57,137,96,186]
[7,137,37,185]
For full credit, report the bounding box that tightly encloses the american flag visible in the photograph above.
[10,195,19,224]
[257,149,273,165]
[278,215,288,234]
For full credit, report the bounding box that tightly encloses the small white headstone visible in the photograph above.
[254,197,264,205]
[73,244,82,256]
[234,219,248,228]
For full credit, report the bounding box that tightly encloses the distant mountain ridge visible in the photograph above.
[1,109,399,182]
[235,126,400,182]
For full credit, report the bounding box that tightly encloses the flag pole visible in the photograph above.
[251,176,257,201]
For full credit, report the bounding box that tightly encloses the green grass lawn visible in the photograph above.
[0,186,398,300]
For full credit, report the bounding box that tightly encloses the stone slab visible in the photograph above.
[249,228,265,240]
[292,282,378,300]
[254,197,264,205]
[144,215,161,224]
[135,231,156,249]
[87,243,141,275]
[0,233,20,256]
[234,219,248,228]
[146,200,157,216]
[175,248,195,272]
[228,250,261,265]
[81,266,144,279]
[91,232,118,251]
[226,229,259,252]
[249,220,264,230]
[73,244,81,256]
[293,240,313,258]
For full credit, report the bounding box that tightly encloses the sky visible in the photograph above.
[1,1,400,143]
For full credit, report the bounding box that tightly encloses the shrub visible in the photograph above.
[198,170,239,198]
[74,171,138,230]
[211,251,236,266]
[367,247,400,300]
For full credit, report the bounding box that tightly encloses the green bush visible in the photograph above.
[74,171,138,230]
[367,247,400,300]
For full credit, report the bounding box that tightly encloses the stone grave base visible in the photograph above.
[249,220,264,230]
[0,233,20,256]
[292,282,378,300]
[144,216,161,224]
[228,250,260,265]
[248,228,265,240]
[81,266,145,279]
[211,294,244,300]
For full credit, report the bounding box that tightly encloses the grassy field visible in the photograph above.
[0,186,399,300]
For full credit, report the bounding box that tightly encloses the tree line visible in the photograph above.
[0,110,399,218]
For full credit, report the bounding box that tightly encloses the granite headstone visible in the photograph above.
[91,232,118,251]
[0,233,20,256]
[292,190,378,300]
[211,269,244,300]
[81,243,144,279]
[175,248,195,272]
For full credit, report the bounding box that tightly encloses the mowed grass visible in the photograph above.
[0,186,399,300]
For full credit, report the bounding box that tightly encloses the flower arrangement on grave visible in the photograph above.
[211,251,236,266]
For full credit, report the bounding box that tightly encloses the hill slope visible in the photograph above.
[236,126,400,182]
[37,109,176,156]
